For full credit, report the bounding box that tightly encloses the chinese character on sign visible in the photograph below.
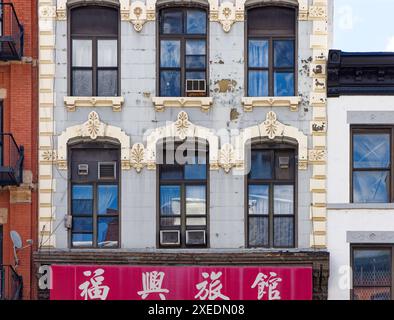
[195,271,230,300]
[137,271,169,300]
[251,272,282,300]
[79,268,110,300]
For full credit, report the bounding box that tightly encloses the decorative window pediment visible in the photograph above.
[64,96,125,112]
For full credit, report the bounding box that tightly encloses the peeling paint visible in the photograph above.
[214,79,238,93]
[230,108,240,121]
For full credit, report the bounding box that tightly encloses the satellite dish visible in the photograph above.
[10,231,22,249]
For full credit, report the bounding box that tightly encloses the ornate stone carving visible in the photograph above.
[128,0,157,32]
[219,143,235,173]
[42,150,57,162]
[64,96,124,112]
[309,6,327,20]
[130,143,146,173]
[152,97,213,112]
[263,111,280,139]
[39,5,57,19]
[85,111,102,140]
[56,0,67,20]
[175,111,191,140]
[209,0,245,33]
[309,149,327,163]
[242,96,301,112]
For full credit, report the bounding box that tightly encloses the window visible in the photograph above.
[352,246,393,300]
[70,143,120,248]
[158,141,208,247]
[70,6,119,96]
[159,8,208,97]
[247,6,296,97]
[351,127,392,203]
[247,146,296,248]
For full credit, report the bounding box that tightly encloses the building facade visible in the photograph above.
[35,0,332,300]
[0,1,38,300]
[327,50,394,300]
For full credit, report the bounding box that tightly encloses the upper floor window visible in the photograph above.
[247,145,296,248]
[70,6,119,97]
[70,142,120,248]
[159,8,208,97]
[351,127,392,203]
[247,6,296,97]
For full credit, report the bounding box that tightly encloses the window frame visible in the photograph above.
[156,140,210,248]
[68,5,120,97]
[350,126,394,203]
[245,5,298,97]
[157,6,209,97]
[245,144,298,249]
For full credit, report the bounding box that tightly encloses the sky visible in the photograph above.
[333,0,394,52]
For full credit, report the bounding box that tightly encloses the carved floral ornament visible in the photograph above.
[54,111,309,173]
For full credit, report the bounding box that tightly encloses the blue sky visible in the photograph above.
[333,0,394,52]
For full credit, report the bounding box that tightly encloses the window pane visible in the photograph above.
[274,185,294,215]
[160,217,181,226]
[160,185,181,216]
[160,71,181,96]
[72,233,93,247]
[249,216,268,247]
[72,39,92,67]
[353,287,391,301]
[250,150,272,179]
[354,249,391,286]
[185,153,206,180]
[97,217,118,247]
[274,40,294,68]
[274,72,294,96]
[186,71,206,81]
[186,40,206,55]
[160,164,183,180]
[162,10,183,34]
[248,40,268,68]
[160,40,180,67]
[187,10,206,34]
[248,185,269,215]
[186,56,206,69]
[72,217,93,233]
[98,185,118,215]
[274,216,294,247]
[353,134,390,168]
[72,70,92,96]
[248,71,268,96]
[186,218,207,226]
[186,185,206,215]
[72,185,93,215]
[98,40,117,67]
[353,171,389,203]
[97,70,117,96]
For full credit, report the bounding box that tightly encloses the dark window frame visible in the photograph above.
[350,126,394,203]
[245,143,297,249]
[245,5,297,97]
[157,6,209,97]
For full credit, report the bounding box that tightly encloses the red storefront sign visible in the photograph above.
[50,265,312,300]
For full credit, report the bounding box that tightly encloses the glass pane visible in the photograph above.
[353,249,391,286]
[160,40,180,67]
[160,217,181,226]
[353,171,389,203]
[274,185,294,215]
[72,217,93,233]
[353,287,391,300]
[274,40,294,68]
[250,150,272,179]
[97,217,118,247]
[72,70,92,96]
[72,185,93,215]
[72,39,92,67]
[162,10,183,34]
[274,216,294,247]
[248,40,268,68]
[160,165,183,180]
[249,216,268,247]
[353,134,390,169]
[186,71,206,81]
[186,185,206,215]
[186,40,206,55]
[187,10,206,34]
[97,70,117,96]
[274,72,294,96]
[160,71,181,96]
[248,71,268,96]
[160,185,181,216]
[186,56,206,69]
[72,233,93,247]
[98,185,118,215]
[186,218,207,226]
[98,40,117,67]
[185,153,207,180]
[248,185,269,215]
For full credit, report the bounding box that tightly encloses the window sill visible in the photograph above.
[64,96,125,112]
[152,96,213,112]
[327,203,394,210]
[242,96,301,112]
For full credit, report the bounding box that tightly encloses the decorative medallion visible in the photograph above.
[263,111,279,139]
[175,111,190,140]
[131,143,146,173]
[219,143,235,173]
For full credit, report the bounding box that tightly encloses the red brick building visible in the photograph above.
[0,0,38,300]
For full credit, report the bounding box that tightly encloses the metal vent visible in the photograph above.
[186,79,206,96]
[77,164,89,176]
[160,230,180,246]
[98,162,116,180]
[186,230,206,245]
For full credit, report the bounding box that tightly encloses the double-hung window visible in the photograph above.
[247,6,296,97]
[70,6,119,96]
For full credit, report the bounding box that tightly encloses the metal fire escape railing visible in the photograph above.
[0,3,24,60]
[0,133,24,186]
[0,265,23,300]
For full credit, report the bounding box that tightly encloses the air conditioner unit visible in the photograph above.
[186,79,206,96]
[160,230,180,246]
[186,230,206,246]
[78,164,89,176]
[98,162,116,180]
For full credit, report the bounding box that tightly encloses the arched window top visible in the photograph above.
[159,7,207,35]
[245,0,299,10]
[157,0,209,10]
